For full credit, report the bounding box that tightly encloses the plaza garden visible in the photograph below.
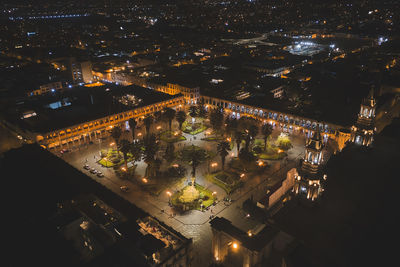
[94,106,293,212]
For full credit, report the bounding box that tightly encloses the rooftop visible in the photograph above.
[3,84,181,133]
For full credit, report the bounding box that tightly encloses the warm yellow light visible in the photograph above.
[137,133,142,136]
[156,126,161,130]
[258,161,264,166]
[247,231,252,237]
[240,173,245,178]
[121,167,127,172]
[142,178,148,183]
[211,162,218,167]
[232,243,238,249]
[166,191,172,196]
[109,142,115,146]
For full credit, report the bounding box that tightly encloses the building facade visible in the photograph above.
[27,81,63,96]
[37,95,185,149]
[69,58,93,84]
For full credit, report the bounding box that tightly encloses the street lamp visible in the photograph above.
[142,178,148,183]
[166,191,172,204]
[211,162,218,172]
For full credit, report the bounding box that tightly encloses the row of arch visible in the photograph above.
[40,96,185,146]
[201,96,339,134]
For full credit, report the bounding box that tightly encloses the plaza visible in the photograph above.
[60,109,336,266]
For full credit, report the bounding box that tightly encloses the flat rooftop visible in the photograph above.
[4,84,181,133]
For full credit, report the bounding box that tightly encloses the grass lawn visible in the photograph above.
[207,171,243,194]
[171,183,215,211]
[252,140,287,160]
[257,151,287,160]
[182,121,208,135]
[159,131,186,143]
[201,136,224,142]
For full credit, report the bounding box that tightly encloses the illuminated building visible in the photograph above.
[350,87,376,146]
[27,81,63,96]
[210,217,297,266]
[293,127,327,201]
[69,58,93,84]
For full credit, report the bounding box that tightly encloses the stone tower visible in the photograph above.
[350,87,376,146]
[294,127,327,201]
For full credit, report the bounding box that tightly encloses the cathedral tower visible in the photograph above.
[351,87,376,146]
[294,127,327,201]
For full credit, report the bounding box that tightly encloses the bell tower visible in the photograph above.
[351,87,376,146]
[294,127,327,201]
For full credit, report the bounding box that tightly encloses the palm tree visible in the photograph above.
[119,139,131,169]
[197,99,207,118]
[130,140,143,165]
[225,117,238,137]
[163,107,176,133]
[234,131,243,156]
[128,118,137,141]
[189,105,197,119]
[176,110,187,131]
[143,115,154,136]
[111,126,122,154]
[209,108,224,134]
[217,141,231,171]
[154,111,162,122]
[143,134,159,178]
[181,145,207,182]
[261,124,273,151]
[248,124,259,150]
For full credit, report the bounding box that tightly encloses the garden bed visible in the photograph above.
[98,149,126,167]
[171,183,215,211]
[207,171,243,194]
[182,121,208,135]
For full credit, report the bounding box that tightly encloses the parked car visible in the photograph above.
[90,168,97,174]
[83,164,90,170]
[60,148,70,154]
[120,185,130,192]
[97,172,104,177]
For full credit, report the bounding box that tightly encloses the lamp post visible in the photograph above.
[211,162,218,173]
[166,191,172,204]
